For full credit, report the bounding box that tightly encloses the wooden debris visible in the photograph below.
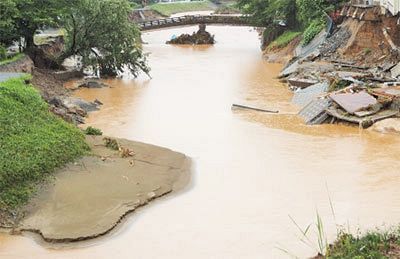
[231,104,279,113]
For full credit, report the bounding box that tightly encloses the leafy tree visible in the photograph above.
[237,0,341,47]
[0,0,19,46]
[60,0,149,77]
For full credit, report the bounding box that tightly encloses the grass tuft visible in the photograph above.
[267,31,301,50]
[0,76,89,209]
[84,126,103,136]
[0,53,25,66]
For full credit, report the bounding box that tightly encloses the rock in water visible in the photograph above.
[166,24,215,45]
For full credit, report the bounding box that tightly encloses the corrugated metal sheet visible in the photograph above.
[292,82,329,107]
[298,98,331,125]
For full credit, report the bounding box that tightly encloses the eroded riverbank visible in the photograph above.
[1,26,400,258]
[15,136,190,242]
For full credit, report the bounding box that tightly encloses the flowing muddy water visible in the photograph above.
[2,26,400,258]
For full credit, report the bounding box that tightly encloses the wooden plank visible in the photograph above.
[232,104,279,113]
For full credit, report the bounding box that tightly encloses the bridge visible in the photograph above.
[137,15,255,31]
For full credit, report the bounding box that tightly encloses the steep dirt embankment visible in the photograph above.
[325,6,400,66]
[0,55,34,73]
[263,36,302,64]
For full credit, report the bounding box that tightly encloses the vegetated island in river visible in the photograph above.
[166,24,215,45]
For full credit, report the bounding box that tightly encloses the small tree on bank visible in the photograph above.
[61,0,149,77]
[0,0,149,78]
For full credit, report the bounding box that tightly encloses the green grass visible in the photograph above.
[327,229,400,258]
[149,1,214,16]
[302,19,326,46]
[0,53,25,66]
[84,126,103,136]
[267,31,301,50]
[0,76,89,209]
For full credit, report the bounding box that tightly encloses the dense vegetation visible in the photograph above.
[237,0,341,47]
[0,77,88,208]
[0,0,148,77]
[149,1,214,16]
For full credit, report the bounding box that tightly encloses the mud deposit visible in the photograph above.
[17,136,190,241]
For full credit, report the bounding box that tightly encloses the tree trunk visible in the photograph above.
[24,33,63,70]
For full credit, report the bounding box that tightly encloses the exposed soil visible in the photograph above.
[8,136,190,242]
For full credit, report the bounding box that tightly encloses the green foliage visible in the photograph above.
[267,31,301,50]
[296,0,332,26]
[149,1,213,16]
[0,53,24,66]
[62,0,149,77]
[364,48,372,55]
[3,0,77,48]
[236,0,297,28]
[301,19,325,45]
[84,126,103,136]
[0,77,89,208]
[327,230,398,258]
[0,45,7,60]
[0,0,19,45]
[214,3,240,14]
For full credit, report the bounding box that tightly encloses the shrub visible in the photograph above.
[84,126,103,135]
[0,77,89,208]
[302,19,326,46]
[0,45,6,60]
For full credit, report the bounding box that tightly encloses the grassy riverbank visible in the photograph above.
[0,76,88,209]
[0,53,25,66]
[149,1,215,16]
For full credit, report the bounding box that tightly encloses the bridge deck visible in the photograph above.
[137,15,254,31]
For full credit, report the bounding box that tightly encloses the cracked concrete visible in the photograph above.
[16,136,190,242]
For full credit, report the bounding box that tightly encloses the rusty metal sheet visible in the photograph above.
[329,91,377,114]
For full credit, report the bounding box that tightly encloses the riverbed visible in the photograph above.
[1,25,400,258]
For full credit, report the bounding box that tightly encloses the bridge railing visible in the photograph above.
[137,15,251,30]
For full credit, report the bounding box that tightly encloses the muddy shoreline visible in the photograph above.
[0,68,192,243]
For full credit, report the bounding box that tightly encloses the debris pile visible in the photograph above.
[279,5,400,129]
[49,96,102,124]
[289,76,400,128]
[166,24,215,45]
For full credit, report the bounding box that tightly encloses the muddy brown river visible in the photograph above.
[2,26,400,258]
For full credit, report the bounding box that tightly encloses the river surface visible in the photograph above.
[2,26,400,258]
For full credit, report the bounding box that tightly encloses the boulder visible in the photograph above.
[370,118,400,134]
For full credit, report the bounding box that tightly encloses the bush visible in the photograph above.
[0,77,89,208]
[0,45,6,60]
[84,126,103,136]
[302,19,325,46]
